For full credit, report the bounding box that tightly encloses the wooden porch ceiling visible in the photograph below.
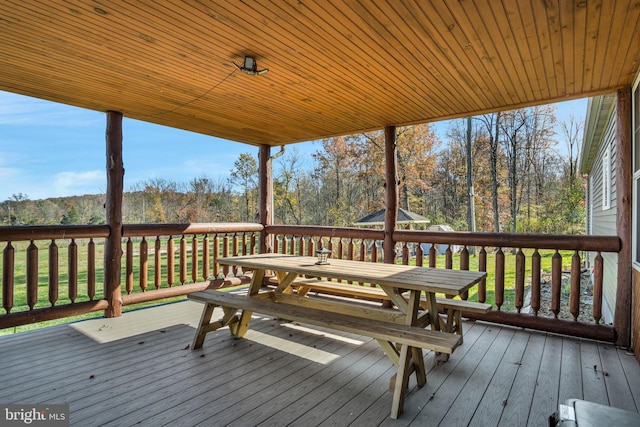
[1,1,639,147]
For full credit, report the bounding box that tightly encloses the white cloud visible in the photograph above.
[53,170,105,196]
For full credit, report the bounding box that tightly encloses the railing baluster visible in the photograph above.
[359,240,365,262]
[371,240,378,263]
[298,236,305,256]
[167,236,175,287]
[26,241,38,310]
[531,249,541,315]
[68,238,78,303]
[3,242,14,313]
[241,233,247,256]
[478,246,487,303]
[203,234,210,281]
[551,250,562,318]
[88,238,95,300]
[281,234,288,254]
[515,248,525,312]
[445,245,452,269]
[593,252,603,324]
[460,246,469,300]
[154,237,161,290]
[191,235,198,283]
[213,235,220,278]
[250,233,256,254]
[570,250,581,320]
[428,244,436,267]
[49,240,58,306]
[402,242,409,265]
[222,235,230,277]
[337,238,344,260]
[140,237,148,292]
[415,242,424,267]
[495,248,504,310]
[180,235,187,284]
[308,237,316,257]
[126,237,133,294]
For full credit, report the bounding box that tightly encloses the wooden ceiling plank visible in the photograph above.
[568,1,587,97]
[210,0,422,125]
[375,1,471,115]
[399,0,494,112]
[605,1,640,88]
[440,0,517,106]
[491,0,542,101]
[581,0,602,93]
[419,0,501,109]
[315,0,456,117]
[588,0,615,92]
[215,0,408,123]
[472,0,536,104]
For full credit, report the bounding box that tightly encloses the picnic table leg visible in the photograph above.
[407,290,426,387]
[235,269,265,338]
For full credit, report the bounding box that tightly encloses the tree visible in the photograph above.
[229,153,258,222]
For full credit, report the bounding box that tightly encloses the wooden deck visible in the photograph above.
[1,299,639,427]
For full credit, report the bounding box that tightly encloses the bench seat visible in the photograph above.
[292,278,492,338]
[188,289,462,354]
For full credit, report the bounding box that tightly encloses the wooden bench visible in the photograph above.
[188,289,461,354]
[291,278,492,339]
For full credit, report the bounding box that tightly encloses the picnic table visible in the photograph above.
[189,253,486,419]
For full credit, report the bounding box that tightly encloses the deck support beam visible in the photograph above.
[104,110,124,317]
[258,144,273,253]
[383,126,398,265]
[615,86,633,348]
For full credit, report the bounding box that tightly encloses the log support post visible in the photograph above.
[383,126,398,265]
[258,144,273,254]
[615,87,632,348]
[104,111,124,318]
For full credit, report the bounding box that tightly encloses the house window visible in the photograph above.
[602,143,611,210]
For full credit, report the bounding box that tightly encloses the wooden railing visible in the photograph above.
[1,222,622,343]
[0,223,261,329]
[265,225,620,342]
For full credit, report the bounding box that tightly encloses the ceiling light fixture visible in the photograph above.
[234,56,269,75]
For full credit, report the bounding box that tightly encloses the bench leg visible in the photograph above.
[234,309,253,338]
[192,303,216,349]
[192,304,242,349]
[391,344,412,419]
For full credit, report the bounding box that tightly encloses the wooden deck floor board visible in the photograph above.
[559,338,584,403]
[250,339,386,427]
[527,335,563,427]
[599,342,639,412]
[498,332,546,427]
[0,300,637,426]
[580,340,611,406]
[90,320,344,426]
[439,327,517,426]
[467,328,531,427]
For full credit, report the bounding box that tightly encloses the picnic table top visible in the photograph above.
[218,253,486,296]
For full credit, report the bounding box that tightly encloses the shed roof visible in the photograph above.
[1,1,639,146]
[354,208,430,227]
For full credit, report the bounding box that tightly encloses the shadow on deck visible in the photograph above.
[1,300,638,426]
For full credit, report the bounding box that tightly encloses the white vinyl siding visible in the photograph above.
[602,143,611,210]
[587,112,618,324]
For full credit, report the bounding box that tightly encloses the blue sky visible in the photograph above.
[0,90,587,202]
